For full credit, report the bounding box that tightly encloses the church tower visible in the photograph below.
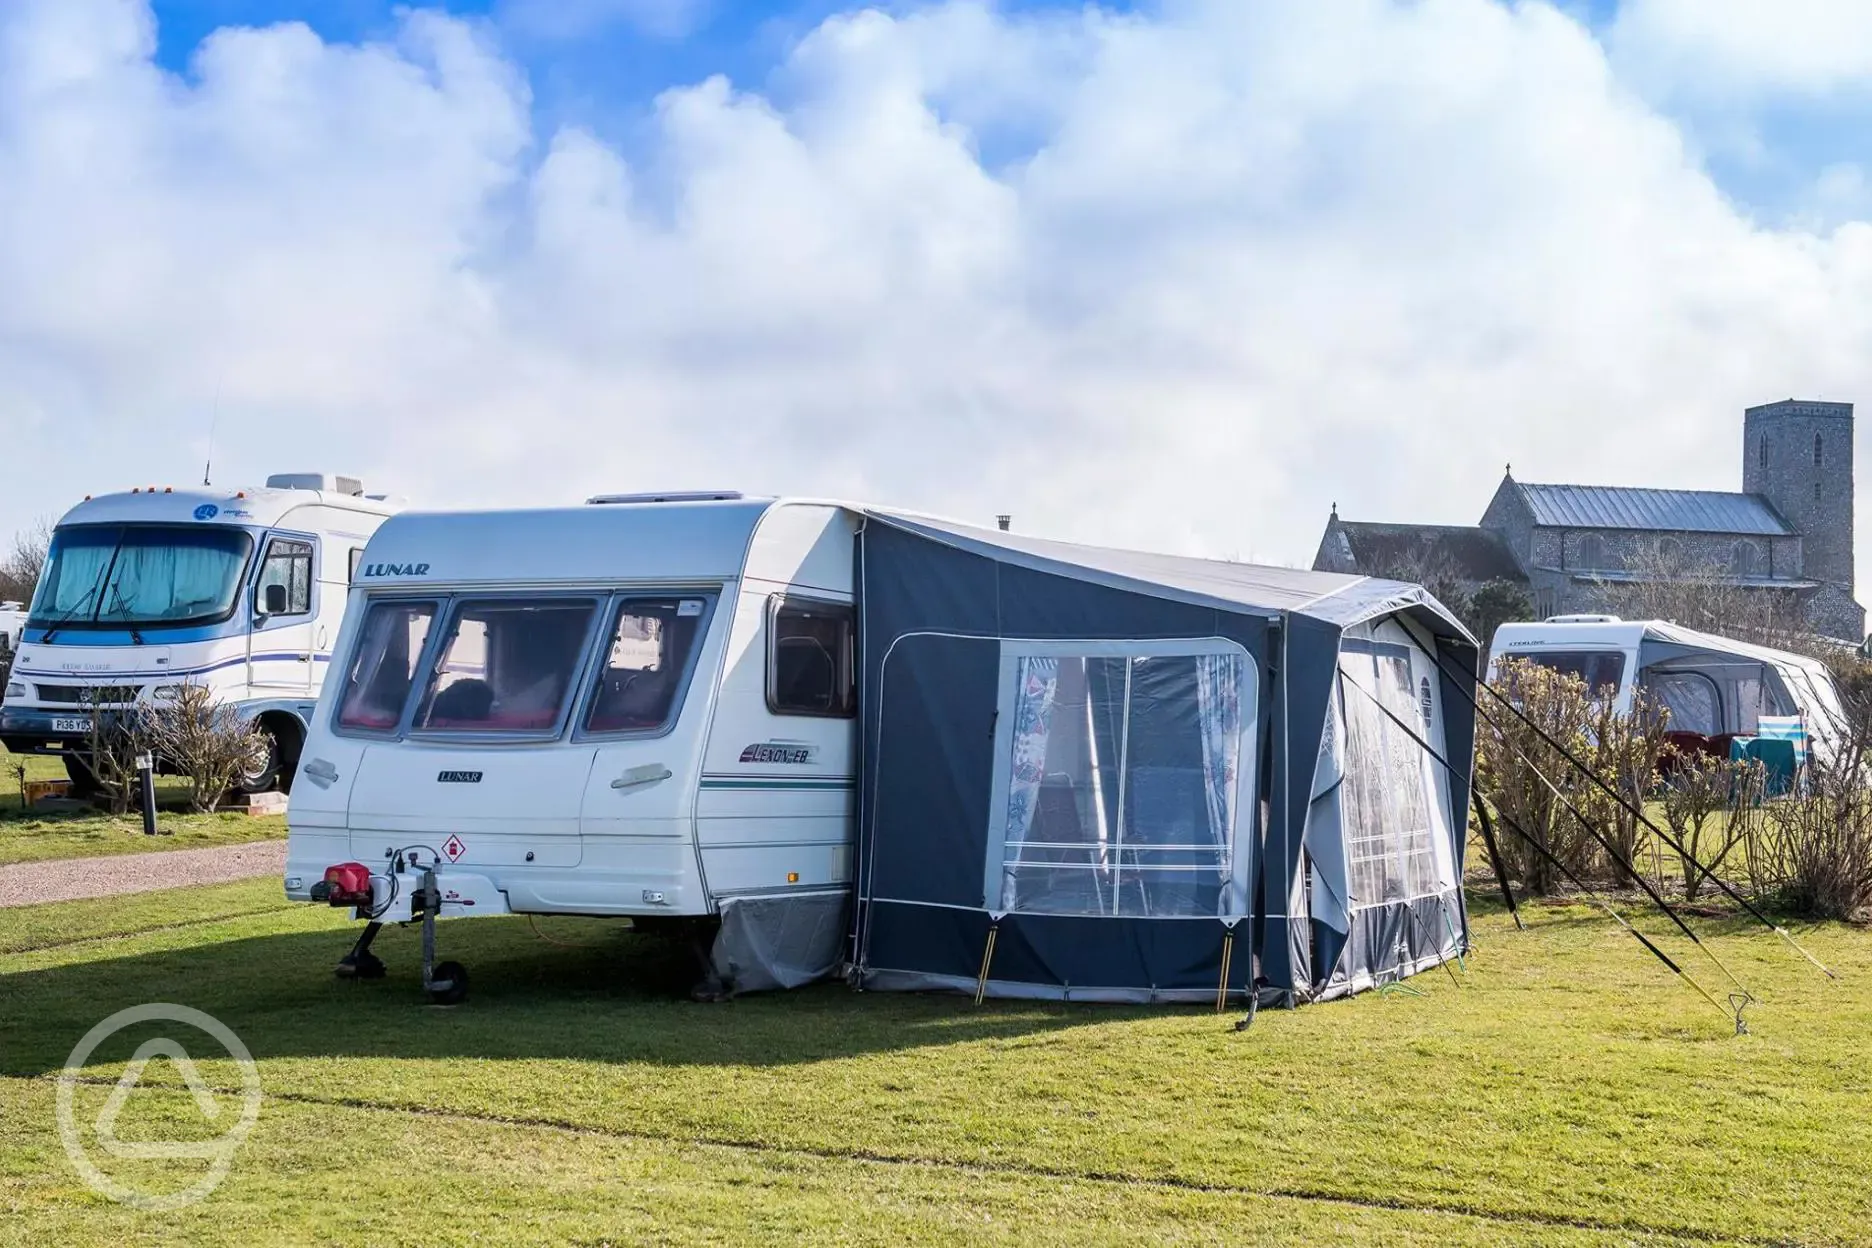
[1744,399,1855,593]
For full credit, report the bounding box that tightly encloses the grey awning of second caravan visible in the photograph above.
[865,511,1474,640]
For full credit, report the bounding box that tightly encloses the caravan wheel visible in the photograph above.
[63,754,102,798]
[233,727,282,797]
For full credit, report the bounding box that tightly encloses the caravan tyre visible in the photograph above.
[63,754,102,799]
[234,727,283,797]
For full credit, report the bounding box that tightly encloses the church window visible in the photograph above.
[1577,534,1604,569]
[1733,540,1760,578]
[1815,433,1824,467]
[1815,481,1823,501]
[1759,439,1768,471]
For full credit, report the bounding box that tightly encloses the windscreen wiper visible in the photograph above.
[99,582,145,645]
[39,581,107,644]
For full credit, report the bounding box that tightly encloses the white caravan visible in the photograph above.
[1487,615,1845,763]
[0,602,24,660]
[0,475,400,795]
[285,494,858,1002]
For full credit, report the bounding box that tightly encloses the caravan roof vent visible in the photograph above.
[266,473,365,496]
[586,491,744,506]
[1545,613,1622,624]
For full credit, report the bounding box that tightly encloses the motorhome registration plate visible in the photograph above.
[52,718,89,734]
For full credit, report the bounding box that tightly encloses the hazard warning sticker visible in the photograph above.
[442,835,466,863]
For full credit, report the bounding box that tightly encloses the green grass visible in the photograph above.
[2,884,1870,1244]
[0,749,283,866]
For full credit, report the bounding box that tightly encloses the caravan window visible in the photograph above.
[336,601,437,732]
[992,643,1256,920]
[1515,650,1625,697]
[583,596,713,735]
[413,598,598,734]
[768,597,854,717]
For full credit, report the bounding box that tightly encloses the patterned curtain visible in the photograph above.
[1004,657,1062,862]
[1194,654,1241,853]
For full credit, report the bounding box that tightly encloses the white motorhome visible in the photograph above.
[0,475,401,795]
[285,494,858,1002]
[1487,615,1845,763]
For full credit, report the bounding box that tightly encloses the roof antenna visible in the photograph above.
[203,377,223,488]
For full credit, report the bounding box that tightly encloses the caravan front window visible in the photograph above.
[583,596,713,735]
[337,601,437,731]
[414,599,598,734]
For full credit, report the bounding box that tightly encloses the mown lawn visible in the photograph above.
[0,749,283,866]
[1,881,1868,1245]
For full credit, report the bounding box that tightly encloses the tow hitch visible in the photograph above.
[316,854,481,1005]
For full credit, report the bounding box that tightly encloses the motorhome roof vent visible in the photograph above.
[586,491,745,505]
[1544,613,1621,623]
[266,473,365,496]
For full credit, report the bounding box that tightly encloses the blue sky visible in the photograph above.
[140,0,1863,224]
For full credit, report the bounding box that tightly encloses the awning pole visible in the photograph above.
[1214,927,1235,1013]
[973,923,1000,1005]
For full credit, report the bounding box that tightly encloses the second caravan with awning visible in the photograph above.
[1487,617,1845,764]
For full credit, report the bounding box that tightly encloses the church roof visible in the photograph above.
[1514,483,1793,536]
[1333,522,1526,584]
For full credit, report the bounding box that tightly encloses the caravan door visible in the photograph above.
[571,591,725,915]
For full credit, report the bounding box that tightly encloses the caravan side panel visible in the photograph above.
[696,505,858,901]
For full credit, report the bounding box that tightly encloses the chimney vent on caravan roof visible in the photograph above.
[266,473,365,496]
[587,491,745,505]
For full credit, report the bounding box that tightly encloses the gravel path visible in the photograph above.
[0,841,286,908]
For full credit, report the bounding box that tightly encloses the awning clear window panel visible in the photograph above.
[993,641,1256,919]
[1338,645,1448,908]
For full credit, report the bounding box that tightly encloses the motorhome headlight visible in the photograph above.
[151,685,183,702]
[3,682,22,699]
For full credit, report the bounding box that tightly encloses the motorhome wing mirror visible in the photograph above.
[262,583,289,617]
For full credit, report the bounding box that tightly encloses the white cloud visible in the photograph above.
[5,0,1872,596]
[1609,0,1872,101]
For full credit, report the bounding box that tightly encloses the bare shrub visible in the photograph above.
[1581,687,1669,887]
[1659,753,1762,901]
[146,686,268,813]
[1477,658,1602,894]
[0,519,52,606]
[1757,653,1872,920]
[84,704,158,815]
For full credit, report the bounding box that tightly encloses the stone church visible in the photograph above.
[1313,399,1866,642]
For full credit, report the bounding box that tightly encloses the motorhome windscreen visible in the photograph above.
[337,601,438,731]
[1513,649,1626,696]
[31,525,253,628]
[584,596,710,734]
[414,599,598,733]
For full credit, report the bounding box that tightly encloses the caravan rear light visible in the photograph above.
[310,862,375,907]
